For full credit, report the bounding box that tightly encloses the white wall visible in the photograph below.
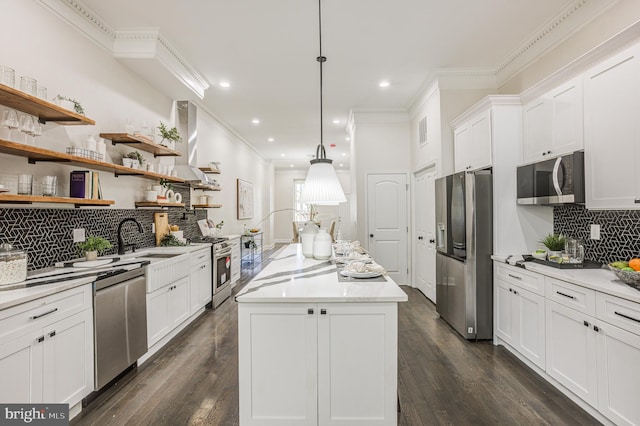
[0,0,272,243]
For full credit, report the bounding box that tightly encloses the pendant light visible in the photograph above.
[300,0,347,206]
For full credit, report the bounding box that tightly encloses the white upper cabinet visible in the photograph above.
[584,45,640,209]
[454,109,492,172]
[522,77,583,164]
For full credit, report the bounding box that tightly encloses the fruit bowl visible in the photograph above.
[608,264,640,288]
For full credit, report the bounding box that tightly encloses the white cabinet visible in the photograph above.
[147,276,190,347]
[453,110,491,172]
[522,77,583,163]
[584,45,640,209]
[494,264,545,369]
[545,300,598,406]
[0,285,94,409]
[238,302,398,426]
[230,237,241,286]
[189,248,212,314]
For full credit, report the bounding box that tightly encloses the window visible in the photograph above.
[293,179,310,222]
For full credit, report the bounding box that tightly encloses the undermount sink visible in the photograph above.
[139,253,183,259]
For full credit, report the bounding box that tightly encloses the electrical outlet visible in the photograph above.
[467,327,474,334]
[73,228,85,243]
[590,224,600,240]
[151,223,155,233]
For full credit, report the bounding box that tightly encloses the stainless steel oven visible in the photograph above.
[212,241,233,308]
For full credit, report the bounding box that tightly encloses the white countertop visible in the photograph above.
[0,243,212,311]
[492,255,640,304]
[235,244,408,303]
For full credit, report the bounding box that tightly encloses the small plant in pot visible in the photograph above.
[124,151,144,169]
[541,233,566,263]
[77,236,112,261]
[158,122,181,147]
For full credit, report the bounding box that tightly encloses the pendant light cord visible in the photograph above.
[317,0,327,159]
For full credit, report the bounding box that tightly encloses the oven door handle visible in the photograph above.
[552,156,563,196]
[215,249,232,257]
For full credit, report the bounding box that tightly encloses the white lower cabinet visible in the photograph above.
[0,286,94,409]
[545,300,598,406]
[239,302,398,426]
[190,249,212,314]
[147,276,190,347]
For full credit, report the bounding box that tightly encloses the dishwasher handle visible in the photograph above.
[95,267,146,292]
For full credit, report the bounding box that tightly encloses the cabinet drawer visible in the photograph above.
[190,249,210,267]
[545,278,596,316]
[596,293,640,336]
[495,263,544,296]
[0,284,92,340]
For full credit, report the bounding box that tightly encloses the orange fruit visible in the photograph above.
[629,258,640,271]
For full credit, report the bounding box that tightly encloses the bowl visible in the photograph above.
[608,264,640,288]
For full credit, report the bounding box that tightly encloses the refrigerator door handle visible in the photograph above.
[552,156,563,196]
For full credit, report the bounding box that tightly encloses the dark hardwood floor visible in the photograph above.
[72,244,599,425]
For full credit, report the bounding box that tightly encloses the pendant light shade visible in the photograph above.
[301,0,347,206]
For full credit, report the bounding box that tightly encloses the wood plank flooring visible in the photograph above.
[72,245,599,425]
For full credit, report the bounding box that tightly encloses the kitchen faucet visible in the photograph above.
[117,218,144,255]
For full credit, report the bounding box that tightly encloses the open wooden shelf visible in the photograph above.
[134,201,185,209]
[100,133,182,157]
[199,167,220,174]
[190,183,222,191]
[0,194,114,207]
[192,204,222,209]
[0,139,185,183]
[0,83,95,125]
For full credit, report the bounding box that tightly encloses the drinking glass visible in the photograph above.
[0,66,15,88]
[17,174,32,195]
[19,115,34,143]
[31,120,42,143]
[41,176,57,196]
[19,77,37,96]
[1,109,19,141]
[36,85,47,100]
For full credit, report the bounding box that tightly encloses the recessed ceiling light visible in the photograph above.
[219,81,230,88]
[332,119,340,124]
[290,164,294,168]
[267,137,274,142]
[339,163,344,167]
[379,80,390,88]
[280,153,286,157]
[252,118,260,125]
[345,137,350,141]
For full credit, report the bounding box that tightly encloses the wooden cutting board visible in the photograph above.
[154,212,170,246]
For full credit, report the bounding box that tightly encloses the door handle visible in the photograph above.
[369,234,374,238]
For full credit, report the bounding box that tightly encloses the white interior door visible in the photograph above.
[367,173,408,285]
[414,168,436,302]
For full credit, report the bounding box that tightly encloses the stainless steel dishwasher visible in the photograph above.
[94,266,148,390]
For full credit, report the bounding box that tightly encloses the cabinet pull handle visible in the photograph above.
[583,321,589,327]
[36,336,45,343]
[556,291,576,300]
[30,308,58,320]
[634,199,640,204]
[508,274,522,280]
[593,325,600,332]
[321,309,327,315]
[308,308,314,315]
[614,311,640,323]
[509,288,513,293]
[200,265,206,269]
[49,331,56,338]
[513,290,518,295]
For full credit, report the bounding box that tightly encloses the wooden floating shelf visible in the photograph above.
[190,183,222,191]
[0,83,95,125]
[100,133,182,157]
[0,194,114,207]
[199,167,220,174]
[134,201,185,209]
[192,204,222,209]
[0,139,185,183]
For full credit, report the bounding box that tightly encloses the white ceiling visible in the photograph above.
[73,0,605,169]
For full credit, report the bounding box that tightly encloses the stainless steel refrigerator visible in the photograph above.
[435,170,493,340]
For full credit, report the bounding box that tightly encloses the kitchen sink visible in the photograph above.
[138,253,183,259]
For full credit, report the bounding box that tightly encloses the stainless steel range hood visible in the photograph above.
[173,100,218,187]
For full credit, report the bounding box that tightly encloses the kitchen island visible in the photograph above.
[236,244,407,426]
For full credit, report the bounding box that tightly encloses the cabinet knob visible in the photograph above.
[308,308,314,315]
[418,236,423,240]
[321,309,327,315]
[429,239,435,244]
[49,331,56,338]
[547,150,551,154]
[369,234,374,238]
[36,336,44,343]
[583,320,590,327]
[593,325,600,332]
[542,152,546,156]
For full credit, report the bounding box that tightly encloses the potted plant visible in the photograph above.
[124,151,144,169]
[53,95,85,115]
[77,235,112,261]
[158,122,182,148]
[541,233,566,263]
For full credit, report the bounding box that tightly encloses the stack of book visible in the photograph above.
[69,171,102,199]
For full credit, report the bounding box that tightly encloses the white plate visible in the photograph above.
[0,188,9,193]
[340,270,382,278]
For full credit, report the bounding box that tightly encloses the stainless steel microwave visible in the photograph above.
[517,151,585,205]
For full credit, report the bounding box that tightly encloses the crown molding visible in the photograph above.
[348,109,409,125]
[36,0,210,99]
[450,95,521,128]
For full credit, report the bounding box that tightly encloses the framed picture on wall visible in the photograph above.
[237,179,254,219]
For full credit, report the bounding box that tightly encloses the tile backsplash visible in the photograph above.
[554,205,640,264]
[0,207,206,270]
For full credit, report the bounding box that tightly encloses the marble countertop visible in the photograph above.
[492,255,640,304]
[0,243,212,311]
[235,244,408,303]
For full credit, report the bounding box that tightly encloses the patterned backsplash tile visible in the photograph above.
[0,206,207,270]
[554,204,640,264]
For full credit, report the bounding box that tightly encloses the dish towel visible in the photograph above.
[343,261,386,275]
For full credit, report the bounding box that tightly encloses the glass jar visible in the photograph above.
[300,221,319,258]
[0,243,27,285]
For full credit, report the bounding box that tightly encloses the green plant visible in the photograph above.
[216,220,224,229]
[77,236,112,255]
[541,233,566,251]
[158,122,182,143]
[126,151,144,164]
[53,95,84,115]
[159,233,186,247]
[159,178,172,190]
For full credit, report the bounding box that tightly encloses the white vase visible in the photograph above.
[300,221,319,258]
[313,229,332,260]
[122,158,133,168]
